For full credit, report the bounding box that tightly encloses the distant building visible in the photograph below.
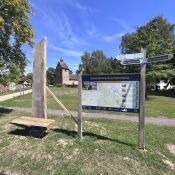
[157,80,175,90]
[55,58,78,86]
[8,82,16,91]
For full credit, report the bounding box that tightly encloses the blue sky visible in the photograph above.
[25,0,175,73]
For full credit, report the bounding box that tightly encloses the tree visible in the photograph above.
[0,74,8,85]
[25,72,32,84]
[78,50,111,74]
[6,63,22,84]
[120,16,175,89]
[77,51,125,74]
[0,63,23,85]
[0,0,34,73]
[47,67,56,85]
[107,57,126,73]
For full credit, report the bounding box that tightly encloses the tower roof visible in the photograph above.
[57,58,69,70]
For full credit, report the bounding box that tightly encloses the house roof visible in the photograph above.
[69,74,78,80]
[57,58,69,70]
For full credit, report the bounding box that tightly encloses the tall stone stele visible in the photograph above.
[32,37,47,118]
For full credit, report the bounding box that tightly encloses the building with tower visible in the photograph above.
[55,58,78,86]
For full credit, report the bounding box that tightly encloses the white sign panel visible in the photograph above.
[116,53,144,60]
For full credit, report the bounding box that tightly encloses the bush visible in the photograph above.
[55,83,63,87]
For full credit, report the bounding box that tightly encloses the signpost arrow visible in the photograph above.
[122,59,143,65]
[120,54,173,65]
[118,53,145,65]
[117,53,144,60]
[145,54,173,63]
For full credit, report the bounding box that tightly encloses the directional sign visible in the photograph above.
[122,59,143,65]
[117,53,144,60]
[118,53,145,65]
[146,54,173,63]
[120,54,173,65]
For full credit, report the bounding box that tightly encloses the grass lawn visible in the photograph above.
[0,109,175,174]
[0,87,175,118]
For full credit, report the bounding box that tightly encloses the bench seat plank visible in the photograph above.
[11,116,56,128]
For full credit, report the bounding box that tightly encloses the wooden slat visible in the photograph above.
[78,72,82,139]
[11,116,55,128]
[46,86,78,124]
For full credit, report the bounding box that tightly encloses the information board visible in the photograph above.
[82,74,140,113]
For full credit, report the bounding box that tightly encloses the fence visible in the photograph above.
[0,84,32,95]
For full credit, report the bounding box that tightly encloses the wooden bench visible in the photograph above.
[10,116,56,130]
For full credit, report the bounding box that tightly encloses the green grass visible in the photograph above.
[0,109,175,174]
[0,87,175,118]
[146,92,175,118]
[0,87,78,110]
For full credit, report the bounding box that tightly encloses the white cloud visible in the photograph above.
[59,14,89,46]
[65,0,99,13]
[72,1,88,11]
[49,44,83,58]
[32,3,88,48]
[103,32,126,42]
[69,63,79,72]
[87,24,100,37]
[109,17,132,31]
[52,0,99,13]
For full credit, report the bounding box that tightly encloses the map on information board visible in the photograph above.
[82,74,140,113]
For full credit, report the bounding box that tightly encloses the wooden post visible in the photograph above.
[32,37,47,118]
[78,72,82,139]
[138,48,146,149]
[23,84,24,96]
[20,84,22,96]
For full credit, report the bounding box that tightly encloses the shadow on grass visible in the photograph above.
[0,171,8,175]
[52,128,135,148]
[0,107,13,117]
[148,91,175,98]
[8,127,47,139]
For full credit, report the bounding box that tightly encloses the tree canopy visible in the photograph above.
[120,16,175,88]
[0,63,24,85]
[78,50,118,74]
[120,16,175,56]
[47,67,56,85]
[0,0,34,72]
[25,72,32,84]
[77,50,141,75]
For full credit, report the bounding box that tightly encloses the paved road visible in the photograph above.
[0,90,32,102]
[1,106,175,126]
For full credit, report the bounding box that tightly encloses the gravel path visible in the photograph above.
[1,106,175,126]
[0,90,32,102]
